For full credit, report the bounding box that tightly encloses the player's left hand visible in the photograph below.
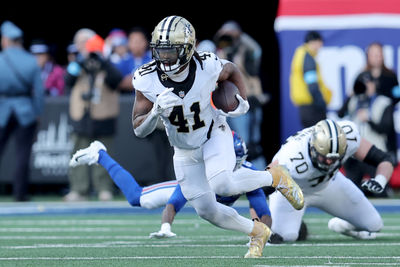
[361,178,384,194]
[226,94,249,117]
[149,229,177,239]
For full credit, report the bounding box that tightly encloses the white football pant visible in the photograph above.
[204,121,273,196]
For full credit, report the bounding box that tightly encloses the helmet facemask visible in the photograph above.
[151,42,193,74]
[310,144,345,172]
[309,120,348,173]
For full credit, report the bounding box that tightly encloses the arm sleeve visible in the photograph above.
[166,185,188,213]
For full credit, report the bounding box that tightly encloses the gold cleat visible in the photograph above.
[244,221,271,258]
[268,165,304,210]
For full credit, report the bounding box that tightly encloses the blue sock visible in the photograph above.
[98,150,142,206]
[166,185,187,212]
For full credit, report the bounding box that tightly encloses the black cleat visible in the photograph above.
[268,232,284,244]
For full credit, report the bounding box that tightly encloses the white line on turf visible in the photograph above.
[0,256,399,260]
[2,243,400,249]
[0,219,205,225]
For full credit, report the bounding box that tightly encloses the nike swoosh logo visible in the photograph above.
[75,154,86,162]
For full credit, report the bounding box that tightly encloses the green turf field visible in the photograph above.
[0,211,399,267]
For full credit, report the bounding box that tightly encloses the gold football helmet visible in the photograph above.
[150,16,196,74]
[309,119,347,171]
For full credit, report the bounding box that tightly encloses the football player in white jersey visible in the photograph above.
[131,15,304,258]
[269,119,394,242]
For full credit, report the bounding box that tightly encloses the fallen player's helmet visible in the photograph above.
[233,131,248,171]
[150,15,196,75]
[309,119,347,171]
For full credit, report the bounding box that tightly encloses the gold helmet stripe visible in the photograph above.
[326,119,338,154]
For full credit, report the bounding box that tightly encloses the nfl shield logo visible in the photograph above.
[179,91,185,98]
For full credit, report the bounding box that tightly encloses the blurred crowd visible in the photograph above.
[0,20,269,202]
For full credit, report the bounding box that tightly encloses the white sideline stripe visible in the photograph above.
[1,232,399,240]
[310,232,400,238]
[3,226,398,232]
[305,218,400,223]
[311,225,400,230]
[3,242,400,249]
[0,256,399,260]
[275,14,400,31]
[0,227,147,232]
[0,219,205,226]
[0,235,246,240]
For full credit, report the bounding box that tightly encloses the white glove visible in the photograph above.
[225,94,250,118]
[149,229,177,239]
[361,174,387,194]
[151,88,179,116]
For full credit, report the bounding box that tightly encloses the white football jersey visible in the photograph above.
[273,120,361,194]
[132,52,224,149]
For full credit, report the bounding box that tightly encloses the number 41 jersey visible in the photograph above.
[132,52,224,149]
[272,120,361,194]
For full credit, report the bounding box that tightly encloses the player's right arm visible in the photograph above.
[132,83,179,138]
[132,89,158,138]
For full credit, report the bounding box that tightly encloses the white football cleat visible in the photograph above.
[149,230,177,239]
[149,223,176,239]
[328,217,376,240]
[69,141,106,167]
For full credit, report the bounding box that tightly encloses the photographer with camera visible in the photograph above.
[64,29,123,201]
[338,44,397,196]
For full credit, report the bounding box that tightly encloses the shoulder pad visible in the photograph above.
[337,120,361,155]
[133,61,157,79]
[196,51,223,74]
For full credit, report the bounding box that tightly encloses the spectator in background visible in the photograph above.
[290,31,332,128]
[66,43,78,64]
[214,21,268,169]
[362,42,400,104]
[197,39,216,53]
[64,29,123,201]
[104,29,132,78]
[117,27,152,92]
[30,39,65,96]
[338,43,398,196]
[0,21,44,201]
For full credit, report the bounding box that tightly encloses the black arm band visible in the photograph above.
[364,145,395,167]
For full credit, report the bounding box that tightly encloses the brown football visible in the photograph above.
[211,80,240,113]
